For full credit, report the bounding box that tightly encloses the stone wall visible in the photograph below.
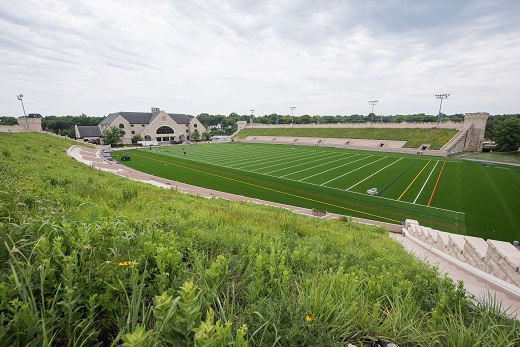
[0,117,42,133]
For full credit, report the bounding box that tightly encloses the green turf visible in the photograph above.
[234,127,459,149]
[117,143,520,241]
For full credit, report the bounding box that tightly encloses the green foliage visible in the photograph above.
[191,130,200,142]
[492,117,520,152]
[0,116,18,125]
[132,134,144,144]
[234,127,458,149]
[0,133,519,346]
[102,126,126,146]
[41,114,103,135]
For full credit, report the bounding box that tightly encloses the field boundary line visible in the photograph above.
[346,158,403,191]
[397,160,431,201]
[428,161,446,206]
[320,156,387,186]
[413,160,439,204]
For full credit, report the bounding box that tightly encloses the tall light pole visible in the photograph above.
[290,106,296,126]
[250,109,254,128]
[368,100,378,124]
[17,94,29,129]
[435,94,449,125]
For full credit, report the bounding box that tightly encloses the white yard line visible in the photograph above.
[299,155,371,182]
[346,158,403,191]
[248,151,333,172]
[320,156,387,186]
[413,160,440,204]
[274,154,359,177]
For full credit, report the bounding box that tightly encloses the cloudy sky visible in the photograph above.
[1,0,519,118]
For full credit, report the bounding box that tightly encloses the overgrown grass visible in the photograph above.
[234,127,459,150]
[0,133,519,346]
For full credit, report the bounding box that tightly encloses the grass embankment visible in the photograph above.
[1,133,519,346]
[235,128,458,150]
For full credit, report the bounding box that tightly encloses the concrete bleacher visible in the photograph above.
[241,136,414,152]
[404,220,520,288]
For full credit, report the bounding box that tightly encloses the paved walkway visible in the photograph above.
[68,144,520,317]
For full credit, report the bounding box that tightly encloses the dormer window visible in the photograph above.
[119,124,124,128]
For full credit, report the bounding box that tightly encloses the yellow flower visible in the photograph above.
[118,261,132,266]
[305,314,312,322]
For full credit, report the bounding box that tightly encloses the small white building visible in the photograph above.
[75,107,206,145]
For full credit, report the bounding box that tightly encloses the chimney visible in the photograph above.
[151,107,160,113]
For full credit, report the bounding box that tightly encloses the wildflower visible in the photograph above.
[32,251,38,257]
[83,245,91,252]
[17,202,25,208]
[37,264,43,272]
[118,261,132,266]
[11,247,19,255]
[305,314,312,322]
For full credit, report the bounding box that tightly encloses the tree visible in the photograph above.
[102,126,125,146]
[491,117,520,152]
[191,130,200,142]
[202,132,212,141]
[131,134,143,144]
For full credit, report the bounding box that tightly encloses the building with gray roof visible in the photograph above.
[75,107,206,145]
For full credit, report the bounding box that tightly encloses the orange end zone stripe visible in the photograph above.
[427,161,446,206]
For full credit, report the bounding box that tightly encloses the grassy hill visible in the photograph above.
[235,127,458,150]
[0,133,518,346]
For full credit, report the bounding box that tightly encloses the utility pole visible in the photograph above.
[368,100,378,125]
[290,106,296,126]
[435,94,449,125]
[17,94,29,130]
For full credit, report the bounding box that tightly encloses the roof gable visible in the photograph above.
[76,126,102,138]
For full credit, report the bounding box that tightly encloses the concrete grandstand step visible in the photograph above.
[447,233,466,262]
[464,236,488,271]
[435,230,450,254]
[486,240,520,286]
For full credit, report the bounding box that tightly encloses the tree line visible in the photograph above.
[1,112,518,151]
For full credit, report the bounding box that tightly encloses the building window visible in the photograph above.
[131,124,134,127]
[142,124,145,127]
[194,124,197,128]
[131,131,135,134]
[156,126,175,134]
[186,130,189,133]
[119,124,124,129]
[156,137,161,141]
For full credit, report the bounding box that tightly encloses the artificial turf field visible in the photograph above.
[117,143,520,242]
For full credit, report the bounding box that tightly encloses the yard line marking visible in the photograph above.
[346,158,403,191]
[427,161,446,206]
[257,151,341,172]
[397,160,431,201]
[299,155,373,182]
[265,153,346,175]
[413,160,439,204]
[378,159,420,196]
[275,154,357,176]
[320,156,387,186]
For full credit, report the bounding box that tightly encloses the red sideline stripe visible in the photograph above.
[427,161,445,206]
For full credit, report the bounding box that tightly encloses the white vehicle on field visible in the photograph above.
[367,188,378,196]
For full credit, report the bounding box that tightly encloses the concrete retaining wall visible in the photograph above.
[404,220,520,287]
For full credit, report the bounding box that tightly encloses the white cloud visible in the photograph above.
[1,0,519,117]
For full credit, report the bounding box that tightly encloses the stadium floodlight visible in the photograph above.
[17,94,29,129]
[368,100,378,124]
[435,94,450,124]
[290,106,296,126]
[250,109,254,128]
